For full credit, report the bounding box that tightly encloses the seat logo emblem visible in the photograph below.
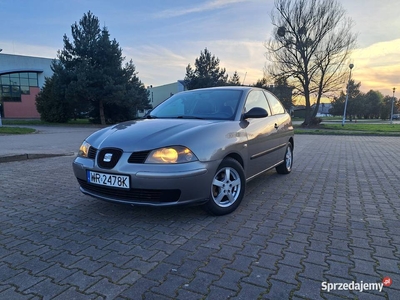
[104,153,113,162]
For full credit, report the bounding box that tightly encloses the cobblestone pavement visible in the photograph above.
[1,135,400,299]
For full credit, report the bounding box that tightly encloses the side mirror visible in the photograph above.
[143,109,154,119]
[243,107,268,119]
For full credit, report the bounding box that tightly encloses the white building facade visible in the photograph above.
[147,80,186,108]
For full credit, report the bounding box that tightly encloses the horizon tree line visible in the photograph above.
[36,1,397,125]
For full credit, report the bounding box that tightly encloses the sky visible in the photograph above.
[1,0,400,99]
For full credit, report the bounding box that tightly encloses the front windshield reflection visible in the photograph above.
[150,89,242,120]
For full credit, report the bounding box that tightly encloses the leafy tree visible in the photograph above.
[36,75,71,123]
[265,0,357,126]
[329,94,344,116]
[227,71,241,86]
[380,96,393,120]
[38,11,150,124]
[343,80,362,121]
[330,80,362,120]
[363,90,383,119]
[381,93,398,120]
[253,77,268,88]
[329,83,393,120]
[252,76,293,110]
[268,77,293,110]
[184,48,228,90]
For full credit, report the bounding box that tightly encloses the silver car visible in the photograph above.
[73,86,294,215]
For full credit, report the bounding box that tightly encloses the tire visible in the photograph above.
[276,142,293,174]
[204,158,245,215]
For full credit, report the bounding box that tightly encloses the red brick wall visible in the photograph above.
[3,87,41,118]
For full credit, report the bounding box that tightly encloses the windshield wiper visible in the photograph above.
[176,115,204,119]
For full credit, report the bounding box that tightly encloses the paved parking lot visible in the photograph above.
[1,134,400,299]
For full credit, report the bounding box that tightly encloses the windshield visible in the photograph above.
[149,89,242,120]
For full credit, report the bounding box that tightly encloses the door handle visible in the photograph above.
[274,123,279,129]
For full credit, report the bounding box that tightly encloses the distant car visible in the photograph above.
[392,114,400,120]
[72,86,294,215]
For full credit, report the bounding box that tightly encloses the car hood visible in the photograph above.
[86,118,227,152]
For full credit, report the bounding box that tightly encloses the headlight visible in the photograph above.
[145,146,198,164]
[78,141,91,158]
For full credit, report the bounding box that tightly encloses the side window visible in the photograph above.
[264,91,285,115]
[244,90,271,116]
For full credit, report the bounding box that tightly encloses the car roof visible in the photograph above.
[186,86,258,93]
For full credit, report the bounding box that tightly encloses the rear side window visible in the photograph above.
[244,90,271,116]
[264,91,285,115]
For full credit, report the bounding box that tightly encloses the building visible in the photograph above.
[318,103,332,116]
[0,53,187,119]
[147,80,186,108]
[0,53,53,118]
[293,103,332,118]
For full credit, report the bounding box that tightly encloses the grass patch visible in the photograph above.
[1,118,94,134]
[321,123,400,132]
[2,119,92,126]
[320,116,342,121]
[294,123,400,136]
[0,126,36,135]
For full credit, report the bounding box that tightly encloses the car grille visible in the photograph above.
[77,179,181,203]
[128,151,151,163]
[89,147,150,164]
[88,146,97,159]
[97,148,123,169]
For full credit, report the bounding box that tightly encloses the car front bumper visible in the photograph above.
[72,155,221,207]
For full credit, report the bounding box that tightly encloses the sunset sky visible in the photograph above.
[1,0,399,98]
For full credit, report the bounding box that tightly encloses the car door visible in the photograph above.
[263,90,291,164]
[243,90,281,179]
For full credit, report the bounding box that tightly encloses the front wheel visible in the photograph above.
[204,158,245,215]
[276,142,293,174]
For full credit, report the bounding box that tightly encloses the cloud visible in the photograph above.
[351,39,400,96]
[124,38,267,87]
[0,40,59,59]
[153,0,247,18]
[123,45,190,85]
[189,39,266,85]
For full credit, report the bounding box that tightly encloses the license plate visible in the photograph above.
[87,171,130,189]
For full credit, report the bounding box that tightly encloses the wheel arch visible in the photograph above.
[224,152,244,169]
[289,137,294,151]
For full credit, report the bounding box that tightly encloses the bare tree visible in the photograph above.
[265,0,357,126]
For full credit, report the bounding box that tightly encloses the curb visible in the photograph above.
[0,152,75,163]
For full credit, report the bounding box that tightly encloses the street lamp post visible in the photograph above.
[390,87,396,124]
[342,63,354,126]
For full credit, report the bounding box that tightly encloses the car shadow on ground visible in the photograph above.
[76,168,281,223]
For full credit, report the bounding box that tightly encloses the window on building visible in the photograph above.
[0,72,39,102]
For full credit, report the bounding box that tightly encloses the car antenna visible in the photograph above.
[242,72,247,86]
